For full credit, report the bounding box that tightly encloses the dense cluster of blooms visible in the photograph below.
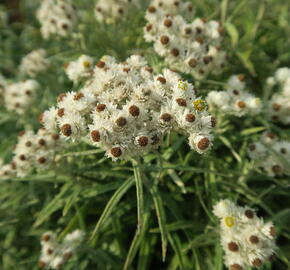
[41,54,215,160]
[248,132,290,176]
[213,200,277,270]
[36,0,78,39]
[0,129,65,179]
[206,75,262,117]
[19,49,50,77]
[95,0,142,23]
[4,79,39,114]
[144,0,226,78]
[64,55,94,84]
[38,230,84,269]
[266,67,290,125]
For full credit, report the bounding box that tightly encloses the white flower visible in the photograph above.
[144,2,226,78]
[0,129,65,180]
[19,49,50,77]
[42,55,215,160]
[248,132,290,176]
[65,55,94,83]
[39,229,84,269]
[213,200,277,270]
[95,0,142,23]
[37,0,78,39]
[4,79,39,114]
[266,67,290,125]
[206,75,262,117]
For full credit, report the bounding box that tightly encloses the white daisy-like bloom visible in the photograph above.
[144,1,226,78]
[266,67,290,125]
[4,79,39,114]
[206,75,262,117]
[95,0,143,24]
[38,230,84,269]
[36,0,78,39]
[0,129,66,179]
[213,199,277,270]
[248,132,290,177]
[19,49,50,77]
[41,54,215,160]
[64,55,94,83]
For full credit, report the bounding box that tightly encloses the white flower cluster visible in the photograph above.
[38,230,84,269]
[144,0,226,78]
[266,67,290,125]
[206,75,262,117]
[41,54,215,160]
[36,0,78,39]
[248,132,290,177]
[4,79,39,114]
[64,55,94,84]
[0,129,65,179]
[19,49,50,77]
[95,0,142,23]
[213,200,277,270]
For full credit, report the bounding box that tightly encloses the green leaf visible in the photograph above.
[90,177,134,243]
[150,184,168,262]
[132,158,144,233]
[241,126,266,136]
[225,22,239,47]
[123,195,151,270]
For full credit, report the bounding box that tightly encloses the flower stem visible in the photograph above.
[131,157,144,233]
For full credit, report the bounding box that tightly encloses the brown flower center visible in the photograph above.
[116,117,127,127]
[96,61,106,68]
[185,114,196,122]
[176,98,187,107]
[245,209,254,218]
[197,138,210,150]
[57,108,65,117]
[110,147,122,157]
[272,103,281,111]
[228,241,239,252]
[249,235,259,244]
[129,105,140,117]
[73,92,84,100]
[38,157,46,164]
[230,264,243,270]
[96,104,106,112]
[160,113,172,122]
[237,101,246,108]
[57,93,67,102]
[164,19,172,27]
[157,76,166,84]
[252,258,262,267]
[188,58,197,68]
[91,130,100,142]
[137,136,149,147]
[61,124,72,137]
[160,35,169,45]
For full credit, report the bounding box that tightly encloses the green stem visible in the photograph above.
[132,157,144,233]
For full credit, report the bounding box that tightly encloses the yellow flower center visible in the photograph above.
[225,216,235,228]
[255,98,261,105]
[178,81,188,91]
[193,99,206,111]
[83,61,91,68]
